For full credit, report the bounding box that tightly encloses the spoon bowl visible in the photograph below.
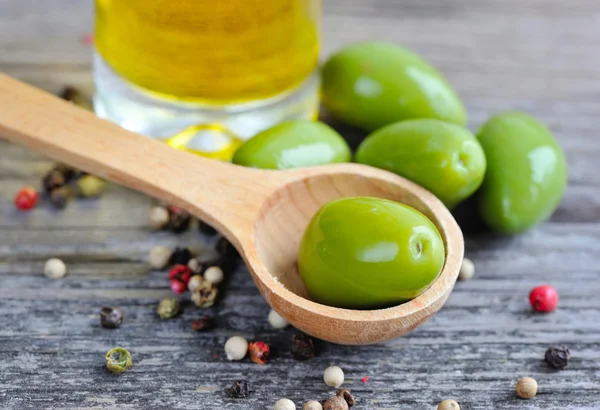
[0,74,463,344]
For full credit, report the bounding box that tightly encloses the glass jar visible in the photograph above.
[93,0,321,159]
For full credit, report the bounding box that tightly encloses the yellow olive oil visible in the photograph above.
[95,0,320,104]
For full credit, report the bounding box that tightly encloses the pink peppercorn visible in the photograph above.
[248,341,270,365]
[14,187,39,211]
[529,285,558,313]
[170,280,187,294]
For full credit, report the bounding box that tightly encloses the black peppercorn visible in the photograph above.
[545,345,570,368]
[42,169,66,193]
[215,236,238,273]
[169,247,192,267]
[166,206,191,233]
[100,306,124,329]
[230,380,252,398]
[192,315,214,332]
[291,333,315,360]
[49,186,71,210]
[199,220,218,235]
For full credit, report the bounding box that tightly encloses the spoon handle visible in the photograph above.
[0,73,271,240]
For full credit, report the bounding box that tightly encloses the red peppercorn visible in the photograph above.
[248,341,270,365]
[170,279,187,294]
[168,264,192,285]
[529,285,559,312]
[14,187,39,211]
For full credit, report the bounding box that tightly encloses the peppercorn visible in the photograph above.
[545,345,570,369]
[437,399,460,410]
[42,169,67,193]
[303,401,323,410]
[188,258,202,274]
[192,315,214,332]
[188,275,204,292]
[199,220,218,235]
[268,309,289,329]
[100,306,123,329]
[44,258,67,279]
[323,389,355,410]
[323,366,345,388]
[274,398,296,410]
[149,246,172,270]
[168,264,192,293]
[105,347,132,374]
[336,390,354,407]
[170,280,187,294]
[204,265,224,285]
[157,298,181,319]
[148,206,170,230]
[49,186,71,210]
[225,336,248,361]
[191,280,218,307]
[52,163,79,182]
[76,175,105,198]
[248,341,270,365]
[169,247,192,267]
[166,205,191,233]
[14,187,39,211]
[529,285,559,312]
[516,377,538,399]
[230,380,252,398]
[458,257,475,281]
[291,333,315,360]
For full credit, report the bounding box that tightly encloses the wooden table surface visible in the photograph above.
[1,1,599,409]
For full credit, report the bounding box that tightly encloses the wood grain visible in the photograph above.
[1,0,600,408]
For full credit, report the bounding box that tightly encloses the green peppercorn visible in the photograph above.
[105,347,132,373]
[157,298,181,319]
[77,175,106,198]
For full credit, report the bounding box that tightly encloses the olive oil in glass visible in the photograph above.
[93,0,321,158]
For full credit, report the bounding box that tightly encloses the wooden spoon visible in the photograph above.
[0,74,463,345]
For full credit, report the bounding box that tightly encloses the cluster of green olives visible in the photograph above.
[232,41,567,309]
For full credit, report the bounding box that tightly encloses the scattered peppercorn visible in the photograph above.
[105,347,132,374]
[169,247,192,267]
[44,258,67,279]
[166,205,191,233]
[49,186,71,209]
[458,257,475,281]
[274,398,296,410]
[545,345,570,369]
[192,315,214,332]
[516,377,538,399]
[292,333,315,360]
[230,380,252,398]
[199,220,218,235]
[225,336,248,361]
[188,258,202,274]
[248,341,270,365]
[323,389,355,410]
[157,298,181,319]
[529,285,559,312]
[42,168,67,193]
[14,187,39,211]
[149,246,172,270]
[168,264,192,293]
[100,306,123,329]
[204,265,224,285]
[148,206,170,230]
[188,275,204,292]
[437,399,460,410]
[303,401,323,410]
[170,280,187,294]
[268,309,289,329]
[76,175,105,198]
[191,280,218,307]
[323,366,345,388]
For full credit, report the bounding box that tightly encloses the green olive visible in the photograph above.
[321,42,467,131]
[298,197,445,309]
[476,112,567,233]
[356,119,486,209]
[232,120,351,169]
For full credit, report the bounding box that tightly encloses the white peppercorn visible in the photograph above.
[274,398,296,410]
[458,257,475,280]
[149,246,172,270]
[188,258,201,273]
[516,377,538,399]
[148,206,170,230]
[268,309,289,329]
[44,258,67,279]
[188,275,204,292]
[323,366,344,388]
[204,266,224,285]
[225,336,248,361]
[303,401,323,410]
[437,399,460,410]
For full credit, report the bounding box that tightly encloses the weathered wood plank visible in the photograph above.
[1,0,600,409]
